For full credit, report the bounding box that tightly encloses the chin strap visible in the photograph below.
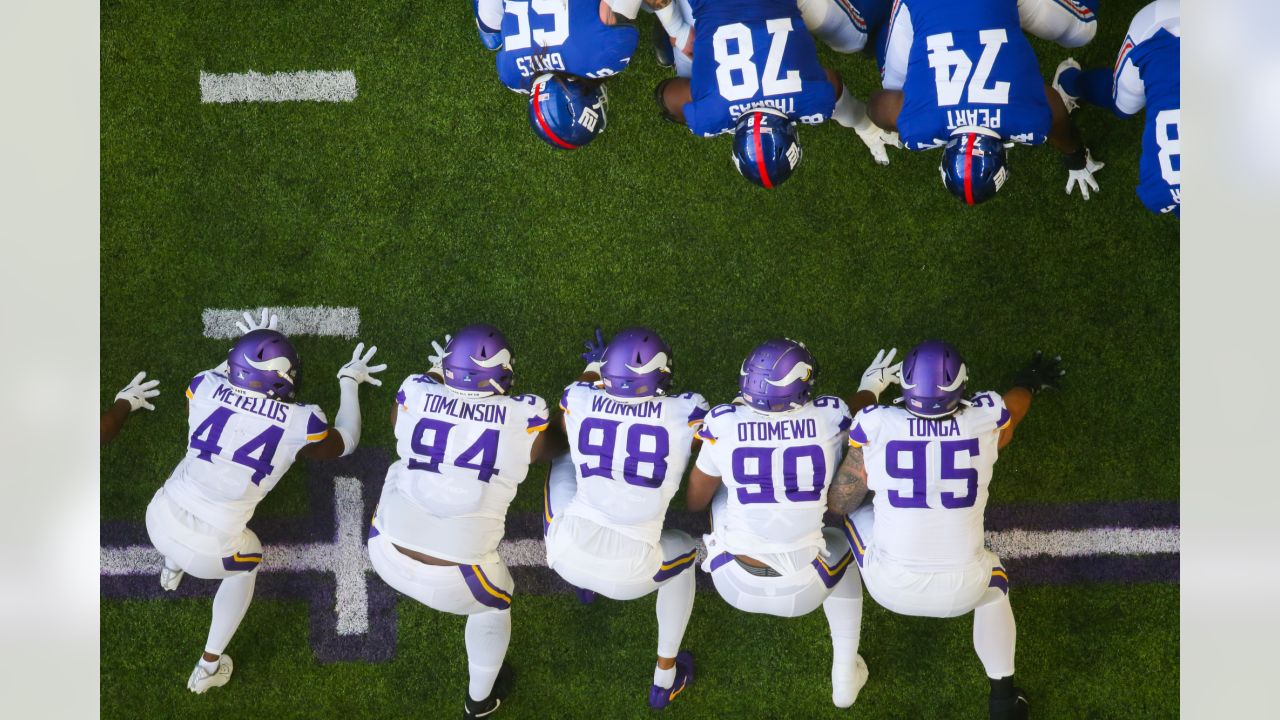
[334,377,362,457]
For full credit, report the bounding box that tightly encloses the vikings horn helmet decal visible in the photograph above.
[441,324,516,396]
[600,326,673,399]
[738,338,816,412]
[226,329,301,400]
[899,339,969,419]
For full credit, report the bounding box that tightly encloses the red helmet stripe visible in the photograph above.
[963,132,976,205]
[753,112,773,189]
[533,82,577,150]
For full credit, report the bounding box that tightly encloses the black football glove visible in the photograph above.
[1012,351,1065,395]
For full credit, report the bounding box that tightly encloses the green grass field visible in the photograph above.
[101,1,1178,717]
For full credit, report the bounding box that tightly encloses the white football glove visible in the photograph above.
[337,343,387,386]
[235,308,278,334]
[428,334,452,376]
[855,125,893,166]
[857,348,902,399]
[1065,150,1105,200]
[116,371,161,412]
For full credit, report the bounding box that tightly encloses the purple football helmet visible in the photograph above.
[442,324,515,396]
[600,327,672,399]
[738,338,816,412]
[899,340,969,419]
[226,329,300,400]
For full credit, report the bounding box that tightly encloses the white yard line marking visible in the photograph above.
[202,306,360,339]
[199,70,357,104]
[985,527,1180,559]
[102,476,1180,639]
[102,477,373,636]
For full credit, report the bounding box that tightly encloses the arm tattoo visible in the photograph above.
[827,446,870,515]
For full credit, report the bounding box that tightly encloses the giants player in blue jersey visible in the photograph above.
[868,0,1104,204]
[484,0,657,149]
[545,327,708,709]
[654,0,894,188]
[1054,0,1180,217]
[827,342,1064,719]
[145,310,383,693]
[685,340,903,708]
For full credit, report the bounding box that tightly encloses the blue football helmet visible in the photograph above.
[940,127,1008,205]
[732,108,802,189]
[528,73,608,150]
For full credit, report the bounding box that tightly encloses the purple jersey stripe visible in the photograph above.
[221,552,263,572]
[687,405,709,425]
[460,565,512,610]
[653,549,698,583]
[989,567,1010,594]
[306,412,328,436]
[707,551,734,572]
[811,550,853,589]
[848,423,870,446]
[188,374,205,395]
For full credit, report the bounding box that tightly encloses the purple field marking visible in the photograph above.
[103,449,1179,663]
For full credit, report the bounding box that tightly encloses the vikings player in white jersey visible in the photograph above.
[543,327,708,709]
[368,324,559,720]
[145,310,384,693]
[827,341,1064,720]
[685,339,902,709]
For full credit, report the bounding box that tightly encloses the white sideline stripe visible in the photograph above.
[199,70,357,103]
[103,527,1181,578]
[202,306,360,339]
[985,527,1180,559]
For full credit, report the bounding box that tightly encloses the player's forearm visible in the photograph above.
[868,90,902,132]
[827,446,869,514]
[333,378,363,457]
[845,389,879,416]
[1046,86,1085,155]
[100,400,132,445]
[998,387,1033,448]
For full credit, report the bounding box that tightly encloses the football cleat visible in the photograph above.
[989,686,1030,720]
[474,1,502,51]
[159,562,184,592]
[651,16,674,68]
[1052,58,1082,113]
[648,651,694,709]
[187,655,233,694]
[573,586,598,605]
[940,127,1008,205]
[732,108,803,189]
[464,662,515,719]
[832,654,869,708]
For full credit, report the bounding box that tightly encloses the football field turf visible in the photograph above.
[101,1,1179,717]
